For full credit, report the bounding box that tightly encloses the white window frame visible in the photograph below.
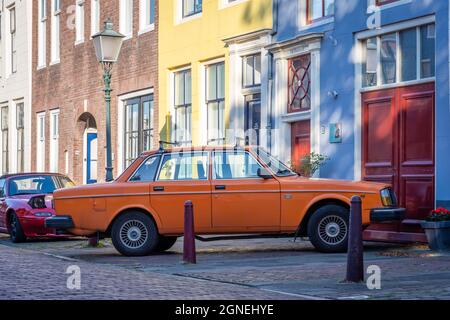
[219,0,249,10]
[120,0,133,39]
[175,0,202,25]
[16,102,24,173]
[91,0,100,37]
[36,112,46,172]
[51,0,61,64]
[49,109,60,173]
[139,0,155,35]
[75,0,85,44]
[38,0,47,69]
[6,5,17,76]
[171,67,193,146]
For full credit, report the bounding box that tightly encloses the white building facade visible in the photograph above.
[0,0,32,174]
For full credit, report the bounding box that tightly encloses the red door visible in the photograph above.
[291,120,311,173]
[362,83,435,238]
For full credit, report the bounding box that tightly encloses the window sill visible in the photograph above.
[299,16,334,31]
[177,12,202,25]
[360,77,435,93]
[74,39,85,46]
[376,0,412,11]
[122,34,133,41]
[50,60,60,66]
[219,0,249,10]
[37,64,47,71]
[241,86,261,96]
[138,24,155,35]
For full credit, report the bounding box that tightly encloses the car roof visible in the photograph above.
[0,172,70,180]
[141,145,255,156]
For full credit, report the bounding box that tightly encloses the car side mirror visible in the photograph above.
[257,168,273,180]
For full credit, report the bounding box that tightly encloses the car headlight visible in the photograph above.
[28,196,47,209]
[380,188,396,207]
[34,212,53,217]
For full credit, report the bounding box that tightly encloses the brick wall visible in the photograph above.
[31,0,159,184]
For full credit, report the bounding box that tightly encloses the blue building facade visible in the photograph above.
[268,0,449,240]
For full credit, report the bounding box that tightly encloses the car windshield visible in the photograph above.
[253,148,297,177]
[9,175,58,196]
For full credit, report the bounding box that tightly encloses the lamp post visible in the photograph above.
[92,19,124,182]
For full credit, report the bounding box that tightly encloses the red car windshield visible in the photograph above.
[8,175,68,196]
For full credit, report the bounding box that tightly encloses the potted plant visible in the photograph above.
[292,152,329,177]
[421,207,450,251]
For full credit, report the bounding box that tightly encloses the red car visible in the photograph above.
[0,173,76,243]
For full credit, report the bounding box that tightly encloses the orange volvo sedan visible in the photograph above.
[46,146,405,256]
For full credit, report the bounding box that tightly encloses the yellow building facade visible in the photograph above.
[158,0,273,146]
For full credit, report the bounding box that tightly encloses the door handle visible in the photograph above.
[215,185,226,190]
[153,186,165,192]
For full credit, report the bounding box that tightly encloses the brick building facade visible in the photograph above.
[31,0,158,184]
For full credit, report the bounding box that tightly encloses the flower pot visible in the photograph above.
[421,221,450,251]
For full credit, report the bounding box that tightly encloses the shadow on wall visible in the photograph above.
[241,0,272,26]
[159,114,173,144]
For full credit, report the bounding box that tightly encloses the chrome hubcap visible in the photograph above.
[120,220,148,249]
[318,215,347,245]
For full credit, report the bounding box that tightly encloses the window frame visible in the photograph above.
[242,54,261,89]
[212,150,264,180]
[38,0,47,68]
[51,0,61,63]
[91,0,100,37]
[174,69,192,146]
[139,0,155,33]
[9,6,16,74]
[120,0,133,38]
[156,151,210,182]
[75,0,85,44]
[306,0,334,25]
[124,94,155,168]
[182,0,202,19]
[16,103,24,173]
[288,54,312,113]
[206,62,225,146]
[1,106,9,174]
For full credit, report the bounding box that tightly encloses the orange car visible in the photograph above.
[46,146,405,256]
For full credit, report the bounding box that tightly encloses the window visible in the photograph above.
[8,175,58,196]
[288,54,311,112]
[307,0,334,23]
[183,0,202,18]
[158,152,209,181]
[91,0,100,36]
[50,110,59,173]
[362,24,435,88]
[212,151,262,180]
[245,93,261,146]
[140,0,155,32]
[0,179,5,198]
[124,95,154,167]
[129,156,160,182]
[174,69,192,146]
[75,0,84,43]
[1,106,8,174]
[16,103,24,173]
[38,0,47,67]
[36,113,46,172]
[206,62,225,145]
[243,54,261,88]
[10,7,16,74]
[51,0,61,63]
[120,0,133,37]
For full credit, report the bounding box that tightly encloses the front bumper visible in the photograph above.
[370,207,406,222]
[45,216,75,229]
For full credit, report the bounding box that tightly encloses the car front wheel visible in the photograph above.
[9,213,26,243]
[111,211,159,256]
[307,205,349,253]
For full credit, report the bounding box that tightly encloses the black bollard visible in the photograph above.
[346,196,364,283]
[183,200,196,264]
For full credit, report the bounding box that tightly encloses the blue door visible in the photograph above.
[86,133,98,184]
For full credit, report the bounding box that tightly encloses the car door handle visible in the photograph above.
[153,186,165,192]
[215,185,226,190]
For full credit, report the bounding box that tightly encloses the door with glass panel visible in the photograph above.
[244,94,261,146]
[124,95,154,168]
[86,132,98,184]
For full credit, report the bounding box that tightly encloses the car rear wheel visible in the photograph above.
[155,236,178,252]
[111,212,159,256]
[307,205,349,253]
[9,213,26,243]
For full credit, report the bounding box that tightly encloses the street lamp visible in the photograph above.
[92,19,124,182]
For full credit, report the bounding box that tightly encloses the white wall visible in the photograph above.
[0,0,32,173]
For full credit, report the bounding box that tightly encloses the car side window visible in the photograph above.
[0,179,5,197]
[213,151,262,180]
[130,156,160,182]
[157,152,209,181]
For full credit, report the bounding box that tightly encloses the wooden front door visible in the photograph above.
[291,120,311,172]
[362,83,435,228]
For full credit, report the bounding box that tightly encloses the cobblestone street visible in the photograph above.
[1,234,450,300]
